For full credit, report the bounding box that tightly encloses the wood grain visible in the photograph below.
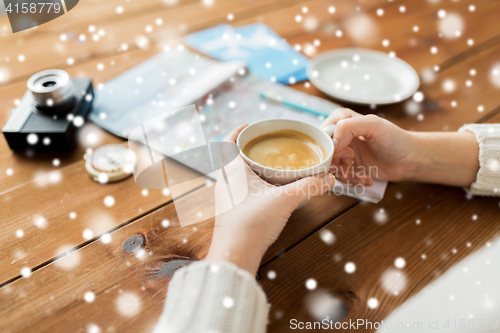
[287,0,500,131]
[258,112,500,332]
[1,0,500,331]
[0,156,206,285]
[0,0,408,85]
[260,182,500,332]
[0,181,357,332]
[0,0,409,287]
[0,0,306,85]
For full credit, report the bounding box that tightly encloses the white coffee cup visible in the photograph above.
[237,119,336,185]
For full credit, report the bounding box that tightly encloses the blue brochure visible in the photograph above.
[184,23,309,84]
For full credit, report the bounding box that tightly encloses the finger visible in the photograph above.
[223,124,249,143]
[334,115,381,152]
[364,176,374,186]
[332,147,355,160]
[321,108,361,127]
[283,173,335,203]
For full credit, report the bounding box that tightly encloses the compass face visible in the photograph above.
[91,145,134,173]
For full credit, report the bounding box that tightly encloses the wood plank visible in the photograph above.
[0,0,199,40]
[0,0,397,161]
[0,123,123,193]
[0,0,412,87]
[0,181,357,332]
[0,0,306,85]
[0,0,407,283]
[0,156,206,285]
[287,0,500,131]
[257,119,500,332]
[286,0,499,72]
[1,0,493,172]
[2,0,500,330]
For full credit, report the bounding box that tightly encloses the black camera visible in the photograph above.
[2,69,93,152]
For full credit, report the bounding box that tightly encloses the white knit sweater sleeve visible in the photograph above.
[458,124,500,196]
[153,260,269,333]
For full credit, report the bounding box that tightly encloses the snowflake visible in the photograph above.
[367,298,379,309]
[34,215,48,229]
[438,13,464,39]
[101,234,112,244]
[267,270,277,280]
[319,229,335,245]
[374,208,388,224]
[86,323,101,333]
[116,292,141,317]
[54,245,80,270]
[442,79,456,92]
[104,196,115,207]
[381,268,407,294]
[344,262,356,273]
[306,278,317,290]
[84,291,95,303]
[83,229,94,240]
[27,133,38,145]
[394,257,406,268]
[222,297,234,308]
[21,267,32,278]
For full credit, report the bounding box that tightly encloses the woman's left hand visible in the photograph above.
[206,125,335,276]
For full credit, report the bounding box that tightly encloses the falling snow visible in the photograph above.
[381,268,407,295]
[84,291,95,303]
[395,257,406,269]
[306,278,317,290]
[116,292,141,317]
[222,296,234,308]
[267,270,277,280]
[104,196,115,207]
[367,298,379,309]
[21,267,32,278]
[319,229,335,245]
[344,262,356,274]
[374,208,388,224]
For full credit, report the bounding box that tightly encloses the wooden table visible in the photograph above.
[1,0,500,332]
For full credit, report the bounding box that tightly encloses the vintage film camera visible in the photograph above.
[2,69,93,152]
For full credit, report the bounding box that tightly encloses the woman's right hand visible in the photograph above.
[321,108,418,185]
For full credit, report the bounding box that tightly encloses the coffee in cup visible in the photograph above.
[237,119,336,185]
[242,129,326,170]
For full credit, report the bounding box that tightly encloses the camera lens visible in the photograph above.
[27,69,76,114]
[42,81,57,87]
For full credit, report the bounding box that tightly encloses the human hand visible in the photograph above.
[321,108,417,185]
[205,125,336,276]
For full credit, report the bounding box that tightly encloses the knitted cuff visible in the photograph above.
[154,260,268,333]
[458,124,500,196]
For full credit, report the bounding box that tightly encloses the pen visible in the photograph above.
[259,92,333,118]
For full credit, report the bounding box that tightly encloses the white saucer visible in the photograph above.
[307,48,420,105]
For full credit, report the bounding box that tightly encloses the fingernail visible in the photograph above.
[343,154,352,159]
[333,138,339,151]
[322,173,335,185]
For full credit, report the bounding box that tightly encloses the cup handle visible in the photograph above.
[322,124,336,137]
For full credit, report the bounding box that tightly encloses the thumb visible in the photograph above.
[282,173,335,204]
[334,115,380,152]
